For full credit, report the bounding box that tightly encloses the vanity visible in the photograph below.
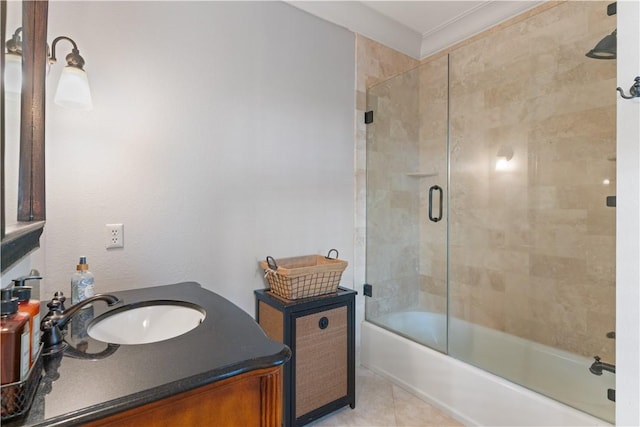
[4,282,291,426]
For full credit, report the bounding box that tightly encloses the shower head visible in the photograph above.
[586,2,617,60]
[586,29,617,60]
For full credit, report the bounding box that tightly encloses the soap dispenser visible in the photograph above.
[71,256,95,307]
[1,288,31,384]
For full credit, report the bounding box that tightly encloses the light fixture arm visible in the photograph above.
[616,76,640,100]
[50,35,85,70]
[6,27,22,55]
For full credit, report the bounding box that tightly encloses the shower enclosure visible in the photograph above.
[364,1,616,423]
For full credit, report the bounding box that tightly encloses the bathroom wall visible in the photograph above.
[361,1,616,361]
[445,0,616,360]
[37,1,355,315]
[365,69,421,319]
[417,56,449,316]
[615,2,640,421]
[445,1,616,360]
[355,35,418,321]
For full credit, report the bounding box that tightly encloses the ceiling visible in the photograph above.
[287,1,544,59]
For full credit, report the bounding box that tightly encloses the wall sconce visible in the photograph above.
[4,27,22,95]
[495,146,514,171]
[49,36,93,110]
[4,29,93,109]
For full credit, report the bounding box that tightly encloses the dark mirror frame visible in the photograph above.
[1,0,48,273]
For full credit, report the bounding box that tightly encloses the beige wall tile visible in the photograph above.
[356,1,615,361]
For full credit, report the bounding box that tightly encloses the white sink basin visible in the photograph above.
[88,301,206,345]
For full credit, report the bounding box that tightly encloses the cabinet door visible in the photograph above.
[86,366,283,427]
[294,305,347,418]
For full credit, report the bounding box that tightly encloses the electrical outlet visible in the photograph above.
[105,223,124,249]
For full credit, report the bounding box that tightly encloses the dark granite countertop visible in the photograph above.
[5,282,291,426]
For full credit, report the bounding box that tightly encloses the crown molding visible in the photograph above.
[286,1,545,60]
[419,1,543,58]
[286,1,423,58]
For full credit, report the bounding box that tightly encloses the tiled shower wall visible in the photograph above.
[417,57,449,316]
[365,70,421,318]
[360,1,616,360]
[446,1,616,360]
[355,36,418,321]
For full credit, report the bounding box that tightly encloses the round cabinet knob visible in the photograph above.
[319,316,329,329]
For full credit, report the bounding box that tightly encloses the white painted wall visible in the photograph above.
[37,1,355,315]
[616,1,640,425]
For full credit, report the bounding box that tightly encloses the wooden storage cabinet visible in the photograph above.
[255,288,356,427]
[86,366,283,427]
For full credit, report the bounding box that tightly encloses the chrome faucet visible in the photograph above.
[589,356,616,375]
[41,293,120,354]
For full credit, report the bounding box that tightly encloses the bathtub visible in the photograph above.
[362,311,614,426]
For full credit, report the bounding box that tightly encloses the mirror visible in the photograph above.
[1,0,48,273]
[3,1,21,232]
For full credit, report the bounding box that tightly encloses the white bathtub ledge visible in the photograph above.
[361,321,612,427]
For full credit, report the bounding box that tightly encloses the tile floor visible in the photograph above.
[308,366,463,427]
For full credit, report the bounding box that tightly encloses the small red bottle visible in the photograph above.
[1,290,30,417]
[13,286,41,366]
[1,290,31,384]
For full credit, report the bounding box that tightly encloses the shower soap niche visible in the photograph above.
[406,172,438,178]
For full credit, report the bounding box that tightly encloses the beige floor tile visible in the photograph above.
[392,385,463,427]
[307,366,461,427]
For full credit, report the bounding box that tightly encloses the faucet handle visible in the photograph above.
[42,299,64,334]
[45,298,64,317]
[53,291,67,310]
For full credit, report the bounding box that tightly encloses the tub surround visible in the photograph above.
[361,1,617,425]
[362,321,612,427]
[6,282,291,426]
[369,311,614,424]
[364,0,616,362]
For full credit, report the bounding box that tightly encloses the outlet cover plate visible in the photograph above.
[106,223,124,249]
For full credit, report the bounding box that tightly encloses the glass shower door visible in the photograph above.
[365,56,449,353]
[363,1,615,423]
[446,2,616,422]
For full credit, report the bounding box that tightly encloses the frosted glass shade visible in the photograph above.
[55,66,93,110]
[4,53,22,95]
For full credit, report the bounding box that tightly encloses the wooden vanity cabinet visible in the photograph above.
[85,365,283,427]
[254,288,356,427]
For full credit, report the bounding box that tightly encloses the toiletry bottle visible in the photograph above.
[13,286,41,365]
[28,270,42,300]
[71,256,95,307]
[1,289,31,384]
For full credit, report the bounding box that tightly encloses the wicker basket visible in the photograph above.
[1,344,43,421]
[260,249,348,300]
